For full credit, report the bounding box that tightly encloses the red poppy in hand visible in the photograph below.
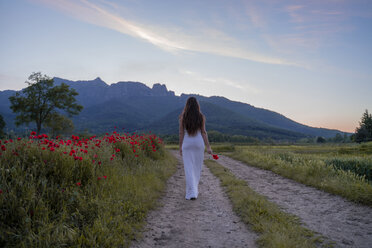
[212,154,219,160]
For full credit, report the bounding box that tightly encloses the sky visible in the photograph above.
[1,0,371,133]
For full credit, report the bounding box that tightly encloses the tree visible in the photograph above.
[355,109,372,143]
[45,113,74,138]
[9,72,83,134]
[333,133,343,143]
[0,114,5,138]
[316,136,326,143]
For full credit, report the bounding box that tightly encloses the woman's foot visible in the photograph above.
[190,197,197,200]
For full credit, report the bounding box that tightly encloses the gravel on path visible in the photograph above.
[131,151,257,248]
[217,155,372,248]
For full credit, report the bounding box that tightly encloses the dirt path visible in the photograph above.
[131,151,257,248]
[216,155,372,248]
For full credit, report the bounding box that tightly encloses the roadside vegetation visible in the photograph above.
[0,132,177,247]
[228,143,372,206]
[205,160,328,248]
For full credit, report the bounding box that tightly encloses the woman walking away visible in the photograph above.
[179,97,212,200]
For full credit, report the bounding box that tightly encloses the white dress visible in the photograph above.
[182,129,205,200]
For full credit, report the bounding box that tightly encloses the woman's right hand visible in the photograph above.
[207,147,212,154]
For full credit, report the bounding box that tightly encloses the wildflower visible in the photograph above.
[0,189,2,194]
[50,147,55,152]
[103,176,107,179]
[1,145,5,151]
[98,161,102,165]
[76,182,81,186]
[212,154,219,160]
[17,137,21,141]
[31,131,36,135]
[97,177,102,180]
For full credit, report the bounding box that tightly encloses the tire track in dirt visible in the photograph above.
[131,151,257,248]
[216,155,372,248]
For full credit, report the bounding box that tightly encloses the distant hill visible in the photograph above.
[0,77,348,140]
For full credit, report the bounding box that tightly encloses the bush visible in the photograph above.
[0,131,176,247]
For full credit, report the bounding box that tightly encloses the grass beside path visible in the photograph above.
[228,149,372,206]
[0,133,177,248]
[205,159,329,248]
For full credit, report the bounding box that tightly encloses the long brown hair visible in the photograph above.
[180,97,204,136]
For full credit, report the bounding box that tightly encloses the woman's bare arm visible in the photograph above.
[179,118,185,156]
[201,117,212,154]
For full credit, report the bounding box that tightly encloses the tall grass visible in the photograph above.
[229,147,372,206]
[0,132,177,247]
[325,157,372,181]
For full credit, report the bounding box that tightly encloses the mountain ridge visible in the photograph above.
[0,77,348,139]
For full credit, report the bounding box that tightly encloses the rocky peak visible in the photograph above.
[152,83,175,96]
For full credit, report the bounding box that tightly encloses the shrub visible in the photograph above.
[0,131,176,247]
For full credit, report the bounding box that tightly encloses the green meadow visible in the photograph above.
[223,142,372,206]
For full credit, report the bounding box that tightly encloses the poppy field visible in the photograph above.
[0,131,177,247]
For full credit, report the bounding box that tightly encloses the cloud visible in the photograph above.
[179,69,261,95]
[33,0,301,67]
[285,5,305,23]
[244,3,266,28]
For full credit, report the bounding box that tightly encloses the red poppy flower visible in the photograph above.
[31,131,36,135]
[97,177,102,180]
[76,182,81,186]
[1,145,5,151]
[103,176,107,179]
[212,154,219,160]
